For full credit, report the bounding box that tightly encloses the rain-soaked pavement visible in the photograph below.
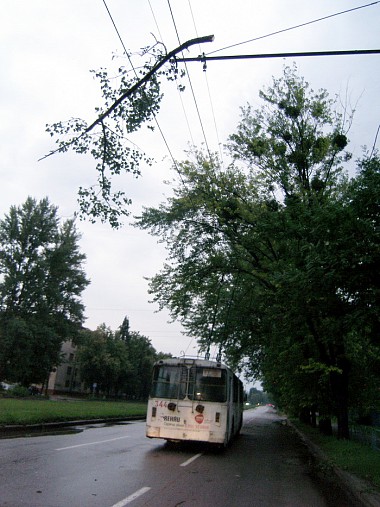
[0,406,366,506]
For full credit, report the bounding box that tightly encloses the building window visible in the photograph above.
[69,353,74,361]
[67,366,72,375]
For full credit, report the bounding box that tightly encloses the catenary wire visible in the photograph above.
[147,0,165,44]
[148,0,196,146]
[148,1,226,356]
[168,0,227,354]
[187,0,225,167]
[167,0,213,160]
[102,0,211,355]
[207,1,380,55]
[167,2,238,355]
[370,123,380,158]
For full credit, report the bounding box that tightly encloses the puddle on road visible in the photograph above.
[0,420,138,440]
[0,419,137,439]
[0,427,84,439]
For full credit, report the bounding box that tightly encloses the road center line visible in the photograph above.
[180,453,203,467]
[55,436,129,451]
[110,487,151,507]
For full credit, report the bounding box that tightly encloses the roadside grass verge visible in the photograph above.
[0,398,147,425]
[292,420,380,489]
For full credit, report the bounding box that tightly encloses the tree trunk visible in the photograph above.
[319,416,333,436]
[330,358,350,440]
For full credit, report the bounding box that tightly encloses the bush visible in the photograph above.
[7,385,30,397]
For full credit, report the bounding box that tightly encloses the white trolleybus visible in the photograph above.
[146,357,244,446]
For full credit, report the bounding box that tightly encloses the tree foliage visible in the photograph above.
[76,324,130,396]
[76,316,169,399]
[136,66,379,438]
[0,197,89,386]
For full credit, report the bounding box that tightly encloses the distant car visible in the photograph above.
[0,382,15,391]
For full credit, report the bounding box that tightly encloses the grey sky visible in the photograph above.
[1,1,379,357]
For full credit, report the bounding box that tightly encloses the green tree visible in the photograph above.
[119,315,131,343]
[0,197,89,386]
[115,326,157,399]
[77,318,164,399]
[77,324,130,396]
[136,66,373,439]
[227,63,351,200]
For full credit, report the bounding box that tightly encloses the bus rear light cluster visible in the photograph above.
[152,407,157,418]
[195,404,204,413]
[215,412,220,423]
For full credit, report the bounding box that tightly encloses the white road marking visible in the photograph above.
[55,436,129,451]
[110,487,151,507]
[180,453,203,467]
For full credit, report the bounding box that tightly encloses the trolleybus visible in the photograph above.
[146,357,244,446]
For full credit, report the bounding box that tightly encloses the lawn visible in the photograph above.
[0,397,147,425]
[292,420,380,490]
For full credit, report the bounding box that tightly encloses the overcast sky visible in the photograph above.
[1,1,379,359]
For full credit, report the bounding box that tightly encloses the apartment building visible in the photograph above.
[46,341,88,395]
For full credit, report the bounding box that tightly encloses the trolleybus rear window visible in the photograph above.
[150,365,227,402]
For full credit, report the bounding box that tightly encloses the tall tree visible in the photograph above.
[77,321,159,399]
[77,324,130,396]
[0,197,89,386]
[136,66,368,438]
[115,328,157,399]
[119,315,131,343]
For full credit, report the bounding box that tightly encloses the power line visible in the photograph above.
[187,0,225,167]
[148,0,196,146]
[176,49,380,64]
[167,0,213,159]
[207,1,380,56]
[147,0,164,44]
[102,0,129,56]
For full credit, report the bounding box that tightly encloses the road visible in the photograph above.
[0,406,360,507]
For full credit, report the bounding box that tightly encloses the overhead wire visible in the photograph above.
[148,0,227,357]
[167,1,235,358]
[101,0,200,353]
[103,0,215,355]
[186,0,232,358]
[166,0,213,160]
[187,0,225,167]
[146,1,199,191]
[149,0,197,147]
[206,1,380,56]
[147,0,164,44]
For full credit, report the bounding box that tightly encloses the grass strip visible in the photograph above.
[292,420,380,489]
[0,398,147,425]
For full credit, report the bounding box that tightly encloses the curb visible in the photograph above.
[289,421,380,507]
[0,416,145,434]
